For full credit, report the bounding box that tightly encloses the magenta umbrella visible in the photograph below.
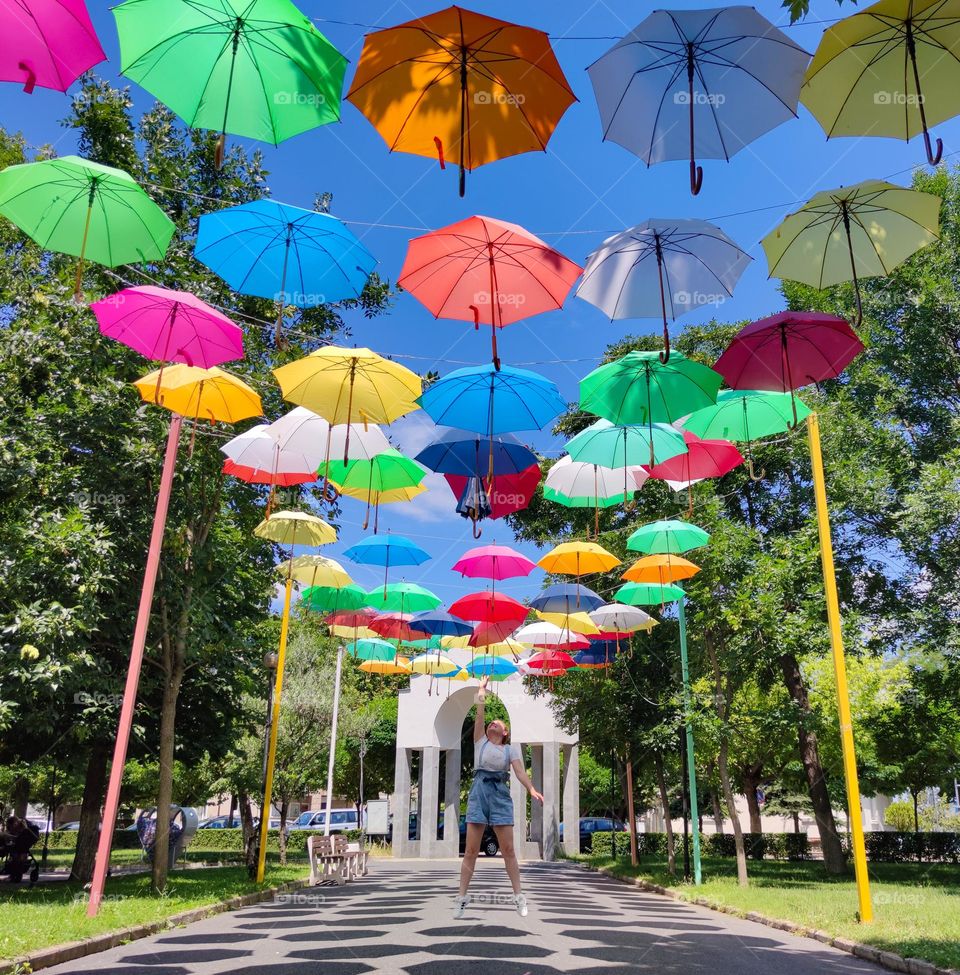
[644,429,743,513]
[91,285,243,368]
[453,544,537,582]
[713,311,864,425]
[1,0,105,93]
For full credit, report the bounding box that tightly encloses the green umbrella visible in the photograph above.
[301,583,368,613]
[346,638,397,662]
[566,417,687,474]
[0,156,175,299]
[365,582,441,614]
[614,582,685,606]
[321,449,427,494]
[682,389,810,480]
[627,519,710,555]
[580,350,722,426]
[114,0,347,166]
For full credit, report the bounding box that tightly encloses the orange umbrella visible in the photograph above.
[622,554,700,586]
[346,5,575,197]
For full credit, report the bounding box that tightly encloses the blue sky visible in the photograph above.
[5,0,956,607]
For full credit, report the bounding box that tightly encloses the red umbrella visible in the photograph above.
[525,649,577,671]
[368,612,421,643]
[450,591,527,625]
[325,609,376,629]
[398,215,581,368]
[713,311,864,425]
[644,429,743,513]
[444,463,540,518]
[469,619,522,647]
[221,460,316,488]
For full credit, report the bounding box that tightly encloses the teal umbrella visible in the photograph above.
[614,582,685,606]
[365,583,441,614]
[565,417,687,480]
[301,584,368,613]
[347,638,397,662]
[627,519,710,555]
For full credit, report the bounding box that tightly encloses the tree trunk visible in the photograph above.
[151,663,184,892]
[793,811,800,834]
[70,742,109,883]
[712,792,725,834]
[278,798,289,866]
[742,767,763,833]
[654,754,675,876]
[228,793,237,828]
[912,790,920,833]
[238,793,254,847]
[11,775,30,818]
[779,652,845,874]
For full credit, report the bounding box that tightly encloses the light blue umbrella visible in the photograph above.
[465,655,518,680]
[343,534,430,595]
[587,7,809,195]
[195,199,376,341]
[530,583,604,614]
[417,363,566,435]
[565,418,687,472]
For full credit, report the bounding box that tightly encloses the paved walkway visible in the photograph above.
[44,859,883,975]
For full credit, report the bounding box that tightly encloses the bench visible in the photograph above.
[307,834,367,885]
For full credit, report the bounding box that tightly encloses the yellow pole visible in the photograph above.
[255,575,293,883]
[807,412,873,923]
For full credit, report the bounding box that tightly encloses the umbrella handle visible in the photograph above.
[686,44,703,197]
[746,452,765,482]
[690,160,703,196]
[786,390,800,430]
[686,485,694,517]
[923,129,943,166]
[214,134,226,170]
[18,62,35,94]
[472,514,482,539]
[841,202,864,328]
[433,137,446,169]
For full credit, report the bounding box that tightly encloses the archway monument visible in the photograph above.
[392,677,579,860]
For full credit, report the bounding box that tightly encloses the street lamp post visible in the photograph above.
[323,646,346,836]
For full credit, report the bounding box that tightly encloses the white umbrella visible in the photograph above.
[269,405,391,470]
[544,456,649,536]
[576,218,751,360]
[512,621,590,649]
[589,603,657,634]
[222,423,322,474]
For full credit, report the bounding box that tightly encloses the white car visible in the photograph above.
[288,809,360,832]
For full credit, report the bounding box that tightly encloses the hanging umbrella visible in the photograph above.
[514,622,590,650]
[801,0,960,165]
[343,534,431,596]
[469,619,525,647]
[576,220,751,361]
[274,554,351,589]
[476,637,527,657]
[255,509,336,547]
[524,648,578,670]
[589,603,657,633]
[134,364,261,426]
[2,0,105,93]
[453,544,536,582]
[326,608,376,629]
[464,655,519,680]
[114,0,346,166]
[529,583,604,614]
[347,638,397,662]
[587,7,809,194]
[536,610,600,635]
[713,311,865,426]
[408,610,474,639]
[274,347,421,462]
[683,389,811,479]
[444,464,540,534]
[301,583,369,613]
[347,5,574,197]
[399,215,582,367]
[544,457,647,537]
[615,581,685,606]
[761,179,940,326]
[91,285,243,368]
[224,460,315,488]
[417,363,565,434]
[573,643,620,670]
[368,612,421,644]
[623,554,700,585]
[449,591,527,625]
[537,541,620,577]
[335,481,427,531]
[195,200,376,341]
[360,657,412,675]
[410,651,459,676]
[0,155,175,299]
[644,429,743,513]
[627,519,710,555]
[565,419,687,490]
[365,583,441,614]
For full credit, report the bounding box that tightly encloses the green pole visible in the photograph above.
[677,592,702,885]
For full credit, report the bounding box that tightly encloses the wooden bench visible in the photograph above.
[307,834,368,885]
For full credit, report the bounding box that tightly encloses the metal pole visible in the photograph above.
[680,726,690,881]
[807,413,873,922]
[610,749,617,859]
[324,645,346,836]
[678,594,702,884]
[625,751,638,866]
[88,413,182,917]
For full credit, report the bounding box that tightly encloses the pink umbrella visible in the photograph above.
[91,285,243,368]
[644,429,743,513]
[1,0,105,93]
[453,544,536,581]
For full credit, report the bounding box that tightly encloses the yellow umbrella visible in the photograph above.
[439,634,473,650]
[254,510,336,547]
[329,624,376,640]
[435,666,469,681]
[537,610,601,635]
[332,479,427,532]
[537,541,621,576]
[275,554,352,587]
[409,652,457,675]
[135,364,262,423]
[622,554,700,585]
[360,656,412,675]
[481,638,527,657]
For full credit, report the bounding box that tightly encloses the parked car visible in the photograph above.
[198,815,242,829]
[400,814,499,857]
[577,816,628,852]
[56,821,80,831]
[288,809,360,833]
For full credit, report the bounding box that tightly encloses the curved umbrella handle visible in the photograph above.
[690,159,703,196]
[785,391,800,431]
[19,62,36,94]
[659,324,671,364]
[923,129,943,166]
[472,516,483,540]
[433,137,446,169]
[747,453,765,482]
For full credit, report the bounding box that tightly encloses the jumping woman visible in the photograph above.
[454,675,544,918]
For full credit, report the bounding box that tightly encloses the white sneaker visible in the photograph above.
[453,894,470,919]
[514,893,528,917]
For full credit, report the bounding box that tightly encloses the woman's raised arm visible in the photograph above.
[473,675,489,743]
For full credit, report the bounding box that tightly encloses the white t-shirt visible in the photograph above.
[474,737,521,771]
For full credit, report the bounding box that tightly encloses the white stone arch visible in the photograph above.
[392,676,579,860]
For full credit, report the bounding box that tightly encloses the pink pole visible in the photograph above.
[87,413,183,917]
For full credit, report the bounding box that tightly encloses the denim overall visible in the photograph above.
[465,738,514,826]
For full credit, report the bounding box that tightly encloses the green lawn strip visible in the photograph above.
[0,863,309,962]
[580,854,960,971]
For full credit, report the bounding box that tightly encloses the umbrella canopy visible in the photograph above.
[615,581,685,606]
[301,583,368,613]
[514,622,590,650]
[274,554,351,587]
[537,541,620,577]
[587,7,809,194]
[469,619,524,647]
[524,649,577,671]
[347,638,397,662]
[408,610,473,638]
[398,214,582,366]
[326,609,376,629]
[444,465,540,521]
[801,0,960,164]
[134,364,262,422]
[254,509,336,547]
[321,450,428,497]
[453,544,536,581]
[415,429,538,478]
[465,655,519,680]
[713,311,865,426]
[0,155,175,298]
[347,5,574,196]
[536,610,600,635]
[545,457,648,508]
[449,591,527,624]
[409,652,458,675]
[1,0,105,93]
[368,612,421,643]
[365,583,441,614]
[418,363,565,435]
[343,534,430,568]
[566,418,688,471]
[623,554,700,585]
[761,179,940,325]
[529,583,604,614]
[574,642,620,668]
[114,0,346,161]
[221,424,322,485]
[223,460,314,487]
[645,430,743,484]
[92,285,243,368]
[576,219,751,358]
[627,519,710,555]
[195,200,375,341]
[589,603,657,633]
[477,637,527,657]
[359,657,411,675]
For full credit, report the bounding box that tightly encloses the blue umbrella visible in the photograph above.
[417,363,565,435]
[415,428,538,478]
[574,641,620,668]
[195,199,376,342]
[530,583,604,614]
[408,610,474,638]
[465,655,518,680]
[343,534,430,594]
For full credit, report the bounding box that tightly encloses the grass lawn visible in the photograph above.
[0,862,309,963]
[580,854,960,970]
[36,848,252,871]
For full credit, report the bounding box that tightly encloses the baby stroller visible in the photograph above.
[0,816,41,886]
[136,807,184,869]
